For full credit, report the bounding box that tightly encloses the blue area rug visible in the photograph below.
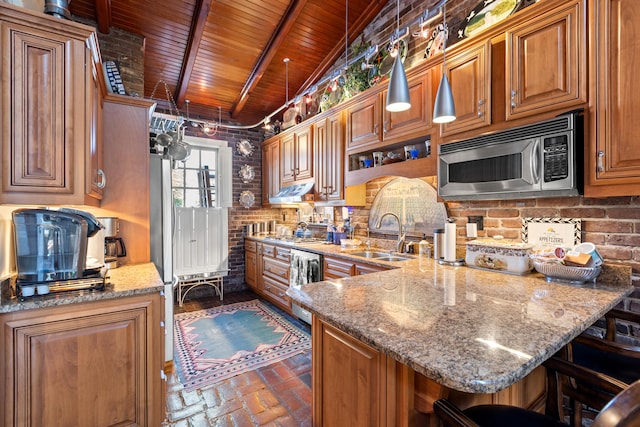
[174,299,311,390]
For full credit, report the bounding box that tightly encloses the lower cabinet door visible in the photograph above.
[1,293,163,427]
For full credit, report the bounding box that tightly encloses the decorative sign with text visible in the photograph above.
[522,217,581,247]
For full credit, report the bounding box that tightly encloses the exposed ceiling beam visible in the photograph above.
[94,0,112,34]
[175,0,213,107]
[230,0,309,119]
[296,0,386,97]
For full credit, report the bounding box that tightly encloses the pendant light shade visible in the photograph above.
[433,0,456,124]
[386,56,411,112]
[433,74,456,123]
[386,0,411,112]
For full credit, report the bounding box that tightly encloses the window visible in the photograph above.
[172,147,218,208]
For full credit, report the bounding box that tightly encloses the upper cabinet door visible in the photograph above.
[0,5,100,206]
[586,0,640,196]
[382,71,433,141]
[346,93,382,150]
[294,125,313,181]
[280,133,296,186]
[1,25,71,194]
[505,0,587,121]
[439,40,492,137]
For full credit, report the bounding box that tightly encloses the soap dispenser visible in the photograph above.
[419,234,430,257]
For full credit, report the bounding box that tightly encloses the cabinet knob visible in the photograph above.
[510,90,517,108]
[478,99,485,117]
[597,151,605,172]
[373,123,378,133]
[383,121,388,133]
[96,169,106,188]
[279,292,285,297]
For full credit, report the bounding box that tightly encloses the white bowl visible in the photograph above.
[37,284,50,295]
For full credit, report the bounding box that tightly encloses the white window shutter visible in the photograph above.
[219,146,232,208]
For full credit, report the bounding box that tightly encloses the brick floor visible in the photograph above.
[164,291,312,426]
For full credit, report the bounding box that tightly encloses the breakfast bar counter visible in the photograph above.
[286,254,633,394]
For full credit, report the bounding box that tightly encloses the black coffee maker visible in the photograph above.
[12,208,105,295]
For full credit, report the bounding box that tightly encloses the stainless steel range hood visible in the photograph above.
[269,182,315,205]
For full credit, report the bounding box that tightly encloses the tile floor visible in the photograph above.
[164,291,313,427]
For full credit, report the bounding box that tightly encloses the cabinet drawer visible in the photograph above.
[354,262,390,276]
[245,240,257,253]
[263,257,289,285]
[263,277,291,310]
[275,246,291,262]
[262,243,276,258]
[324,256,355,279]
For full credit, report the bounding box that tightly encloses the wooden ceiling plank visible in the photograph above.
[175,0,213,107]
[230,0,309,119]
[296,0,386,97]
[94,0,112,34]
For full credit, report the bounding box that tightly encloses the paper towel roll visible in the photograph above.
[444,222,457,261]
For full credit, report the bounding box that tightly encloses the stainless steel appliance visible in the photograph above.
[149,155,176,363]
[290,249,322,324]
[12,208,105,296]
[438,113,582,200]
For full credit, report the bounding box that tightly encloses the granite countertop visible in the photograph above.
[266,236,634,394]
[0,263,164,314]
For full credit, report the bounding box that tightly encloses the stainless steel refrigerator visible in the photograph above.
[149,155,175,363]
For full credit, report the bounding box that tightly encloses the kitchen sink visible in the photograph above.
[349,251,390,259]
[376,255,410,262]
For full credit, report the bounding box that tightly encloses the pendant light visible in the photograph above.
[385,0,411,112]
[433,0,456,123]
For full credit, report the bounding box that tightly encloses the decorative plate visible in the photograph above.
[239,164,255,183]
[368,39,408,86]
[424,23,448,59]
[239,190,255,209]
[236,139,254,157]
[462,0,520,39]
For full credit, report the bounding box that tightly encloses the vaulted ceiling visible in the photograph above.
[70,0,387,126]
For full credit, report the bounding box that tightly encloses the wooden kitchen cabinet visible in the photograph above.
[346,92,383,150]
[324,255,392,279]
[0,3,104,206]
[586,0,640,196]
[281,124,313,186]
[346,73,433,153]
[101,94,155,265]
[86,48,107,200]
[323,256,355,279]
[312,317,390,427]
[439,40,492,137]
[0,292,164,427]
[381,72,434,141]
[505,0,587,121]
[314,111,345,203]
[262,138,280,206]
[256,242,292,313]
[245,240,258,288]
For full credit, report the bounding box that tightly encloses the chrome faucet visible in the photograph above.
[375,212,406,254]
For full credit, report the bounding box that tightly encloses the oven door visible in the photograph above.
[438,137,541,199]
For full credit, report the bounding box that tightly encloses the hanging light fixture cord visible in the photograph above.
[345,0,348,71]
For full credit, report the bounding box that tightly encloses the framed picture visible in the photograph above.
[522,217,581,247]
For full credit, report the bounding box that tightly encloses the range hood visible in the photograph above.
[269,182,315,205]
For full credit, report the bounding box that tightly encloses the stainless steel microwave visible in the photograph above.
[438,114,582,200]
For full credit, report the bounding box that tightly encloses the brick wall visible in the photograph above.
[73,16,145,97]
